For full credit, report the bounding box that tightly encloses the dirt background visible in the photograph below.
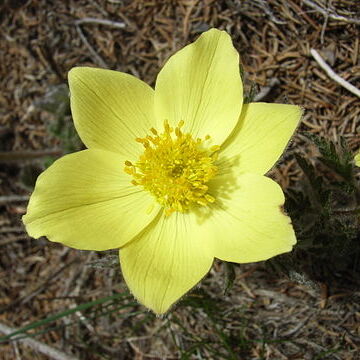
[0,0,359,359]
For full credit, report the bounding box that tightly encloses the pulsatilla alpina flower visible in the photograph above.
[23,29,302,314]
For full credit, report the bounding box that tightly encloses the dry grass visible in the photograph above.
[0,0,359,359]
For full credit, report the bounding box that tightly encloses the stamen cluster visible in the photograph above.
[124,121,219,215]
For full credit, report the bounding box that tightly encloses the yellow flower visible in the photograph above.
[355,151,360,166]
[23,29,302,314]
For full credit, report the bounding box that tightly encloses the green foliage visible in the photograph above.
[0,286,266,359]
[175,289,252,359]
[306,133,354,182]
[268,134,360,288]
[0,291,137,343]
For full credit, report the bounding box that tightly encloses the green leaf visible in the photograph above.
[0,292,131,343]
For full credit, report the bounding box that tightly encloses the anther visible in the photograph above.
[175,127,182,137]
[205,194,215,203]
[164,120,170,133]
[211,145,221,152]
[197,199,208,206]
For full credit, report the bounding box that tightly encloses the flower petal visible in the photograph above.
[220,103,302,175]
[69,67,155,158]
[120,211,214,314]
[355,151,360,166]
[154,28,242,145]
[199,173,296,263]
[23,149,160,250]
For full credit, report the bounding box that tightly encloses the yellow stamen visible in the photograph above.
[125,121,219,215]
[164,120,171,133]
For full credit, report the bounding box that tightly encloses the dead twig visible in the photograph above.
[254,289,300,306]
[303,0,360,25]
[76,25,108,68]
[0,226,24,234]
[281,312,315,337]
[0,322,79,360]
[310,49,360,98]
[68,253,96,334]
[0,235,29,246]
[254,78,280,101]
[74,17,125,68]
[75,17,125,29]
[0,149,62,163]
[0,195,29,205]
[252,0,286,24]
[0,254,77,314]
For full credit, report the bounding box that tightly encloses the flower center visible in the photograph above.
[124,120,220,216]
